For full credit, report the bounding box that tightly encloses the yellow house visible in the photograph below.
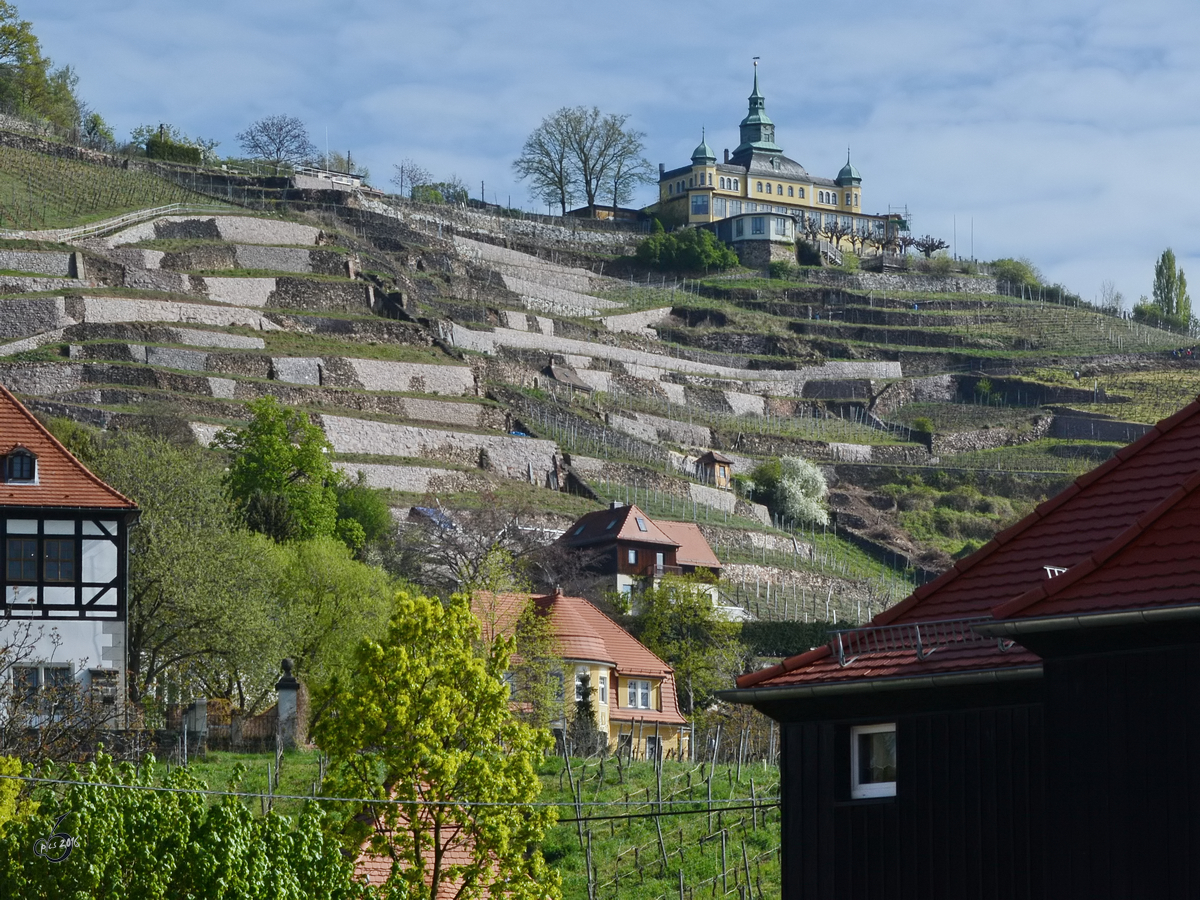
[474,589,690,760]
[652,64,902,265]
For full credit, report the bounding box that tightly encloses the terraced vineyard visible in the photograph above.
[0,146,204,229]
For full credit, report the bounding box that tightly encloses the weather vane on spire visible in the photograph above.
[753,56,759,67]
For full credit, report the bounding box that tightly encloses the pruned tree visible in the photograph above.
[236,114,315,165]
[896,233,917,256]
[822,216,850,248]
[914,234,950,258]
[391,157,432,199]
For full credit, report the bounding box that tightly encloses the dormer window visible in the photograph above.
[5,449,36,483]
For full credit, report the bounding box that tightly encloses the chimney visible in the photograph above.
[724,149,729,163]
[610,501,624,509]
[658,163,664,176]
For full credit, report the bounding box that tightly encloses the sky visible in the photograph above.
[22,0,1200,307]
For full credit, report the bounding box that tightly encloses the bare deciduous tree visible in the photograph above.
[391,158,432,199]
[236,114,316,166]
[914,234,950,258]
[514,106,652,216]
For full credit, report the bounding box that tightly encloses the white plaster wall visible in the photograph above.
[0,619,123,675]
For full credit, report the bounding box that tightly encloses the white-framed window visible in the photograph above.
[575,666,590,702]
[774,217,788,236]
[627,548,637,565]
[635,517,648,532]
[599,675,608,704]
[850,723,897,799]
[751,217,765,235]
[730,200,742,215]
[645,735,662,760]
[776,183,782,195]
[787,186,794,197]
[765,182,772,194]
[627,679,651,709]
[845,192,852,205]
[708,173,713,185]
[5,449,36,484]
[733,178,739,191]
[756,181,763,192]
[691,193,709,215]
[798,187,805,198]
[713,196,726,218]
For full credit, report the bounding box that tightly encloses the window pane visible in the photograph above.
[6,519,36,534]
[640,683,650,708]
[44,540,75,582]
[6,538,36,581]
[858,730,897,784]
[628,681,636,707]
[44,520,74,535]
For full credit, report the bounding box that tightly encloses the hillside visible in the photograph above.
[2,139,1198,645]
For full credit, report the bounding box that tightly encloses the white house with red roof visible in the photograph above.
[0,385,138,718]
[722,396,1200,899]
[475,589,689,760]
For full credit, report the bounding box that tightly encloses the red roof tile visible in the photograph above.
[655,521,722,571]
[556,503,678,548]
[994,467,1200,620]
[0,384,136,510]
[737,395,1200,691]
[473,590,686,725]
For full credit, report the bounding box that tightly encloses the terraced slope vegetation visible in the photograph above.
[0,145,212,230]
[3,144,1197,628]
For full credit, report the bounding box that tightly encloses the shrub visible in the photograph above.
[751,456,828,527]
[930,253,954,275]
[841,251,859,273]
[796,240,821,266]
[768,260,795,280]
[145,135,202,165]
[911,416,934,434]
[635,227,739,272]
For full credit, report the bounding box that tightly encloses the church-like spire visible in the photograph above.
[733,59,782,159]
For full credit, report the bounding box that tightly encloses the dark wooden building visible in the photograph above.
[723,398,1200,899]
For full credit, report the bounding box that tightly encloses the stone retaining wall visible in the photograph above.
[606,411,712,447]
[1049,414,1152,443]
[931,415,1054,455]
[0,297,73,338]
[320,415,560,483]
[440,321,902,386]
[0,250,74,276]
[332,462,492,494]
[798,269,999,295]
[106,216,321,248]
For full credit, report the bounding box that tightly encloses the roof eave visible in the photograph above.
[718,663,1042,704]
[976,603,1200,637]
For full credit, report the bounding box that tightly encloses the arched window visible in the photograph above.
[5,449,35,483]
[733,179,739,191]
[689,176,694,187]
[798,187,805,199]
[756,181,763,193]
[668,184,673,195]
[777,184,783,195]
[708,173,713,186]
[765,183,772,194]
[787,186,794,197]
[719,177,725,190]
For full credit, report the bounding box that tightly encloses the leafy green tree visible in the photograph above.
[85,432,282,707]
[269,535,396,684]
[1153,247,1191,323]
[311,590,559,900]
[0,754,364,899]
[635,227,739,272]
[0,757,35,831]
[0,2,81,129]
[216,397,340,542]
[750,456,829,527]
[637,575,743,715]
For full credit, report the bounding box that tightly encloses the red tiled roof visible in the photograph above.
[655,521,722,571]
[354,805,477,896]
[0,384,137,510]
[472,590,686,725]
[737,396,1200,691]
[556,503,678,548]
[994,467,1200,620]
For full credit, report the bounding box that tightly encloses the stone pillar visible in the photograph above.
[276,658,300,750]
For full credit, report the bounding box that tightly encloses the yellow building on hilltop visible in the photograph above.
[653,64,902,266]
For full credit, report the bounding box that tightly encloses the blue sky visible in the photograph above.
[23,0,1200,307]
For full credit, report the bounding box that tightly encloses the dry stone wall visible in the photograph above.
[332,462,492,494]
[320,415,560,483]
[799,269,999,295]
[0,250,74,276]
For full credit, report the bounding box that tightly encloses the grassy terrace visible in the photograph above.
[1030,366,1200,424]
[156,750,782,900]
[0,146,207,230]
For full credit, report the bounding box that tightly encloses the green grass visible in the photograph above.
[945,438,1120,474]
[889,401,1045,433]
[1030,366,1200,424]
[158,748,327,818]
[538,756,780,900]
[0,146,209,230]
